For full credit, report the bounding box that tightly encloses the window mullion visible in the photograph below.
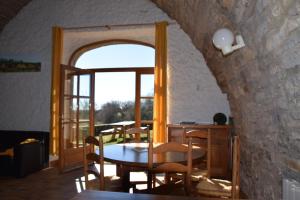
[135,72,141,128]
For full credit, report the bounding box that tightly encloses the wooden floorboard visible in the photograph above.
[0,167,83,200]
[0,166,248,199]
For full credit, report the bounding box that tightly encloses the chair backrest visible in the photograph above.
[231,135,240,199]
[147,139,192,192]
[124,127,150,143]
[184,129,211,178]
[83,135,104,190]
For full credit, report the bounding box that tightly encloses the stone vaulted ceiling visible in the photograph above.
[0,0,31,32]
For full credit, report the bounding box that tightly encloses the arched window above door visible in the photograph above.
[75,44,154,69]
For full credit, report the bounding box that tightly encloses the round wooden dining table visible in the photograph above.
[103,142,205,192]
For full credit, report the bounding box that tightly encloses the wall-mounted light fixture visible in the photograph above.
[212,28,245,55]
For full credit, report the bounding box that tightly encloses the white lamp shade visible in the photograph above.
[212,28,234,50]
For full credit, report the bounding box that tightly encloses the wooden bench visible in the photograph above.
[100,127,122,140]
[101,126,149,141]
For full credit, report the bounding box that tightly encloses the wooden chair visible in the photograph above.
[123,127,150,189]
[123,127,150,143]
[83,135,122,191]
[184,129,211,181]
[196,135,240,198]
[144,139,193,195]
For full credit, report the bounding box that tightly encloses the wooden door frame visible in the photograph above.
[59,65,95,172]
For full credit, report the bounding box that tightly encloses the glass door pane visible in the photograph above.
[141,74,154,97]
[94,72,135,123]
[140,74,154,129]
[79,97,91,146]
[59,66,94,171]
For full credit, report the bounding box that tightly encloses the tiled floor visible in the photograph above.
[0,165,245,199]
[0,167,84,200]
[0,163,149,200]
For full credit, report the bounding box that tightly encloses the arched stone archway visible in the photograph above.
[151,0,300,199]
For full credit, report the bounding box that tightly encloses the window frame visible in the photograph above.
[69,41,155,129]
[135,71,154,127]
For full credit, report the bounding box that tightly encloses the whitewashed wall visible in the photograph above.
[0,0,229,131]
[167,24,230,123]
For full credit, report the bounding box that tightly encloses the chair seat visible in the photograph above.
[170,169,208,182]
[196,178,232,197]
[87,175,123,191]
[196,136,240,199]
[191,169,208,182]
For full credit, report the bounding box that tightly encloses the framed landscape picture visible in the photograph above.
[0,59,41,72]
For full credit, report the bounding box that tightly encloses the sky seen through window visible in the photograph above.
[75,44,155,108]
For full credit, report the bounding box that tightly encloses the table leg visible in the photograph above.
[119,164,130,192]
[116,164,122,177]
[147,172,152,190]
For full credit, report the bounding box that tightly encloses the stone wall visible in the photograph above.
[151,0,300,199]
[0,0,229,131]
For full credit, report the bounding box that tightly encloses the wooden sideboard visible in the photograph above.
[167,124,231,178]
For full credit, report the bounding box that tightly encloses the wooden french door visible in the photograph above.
[59,65,95,172]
